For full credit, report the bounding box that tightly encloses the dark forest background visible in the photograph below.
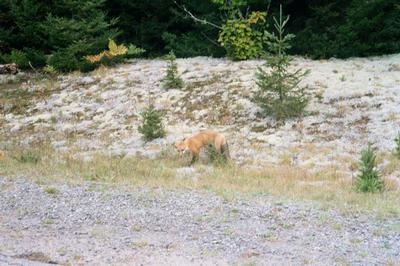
[1,0,399,71]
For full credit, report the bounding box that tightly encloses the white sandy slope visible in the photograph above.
[1,54,400,185]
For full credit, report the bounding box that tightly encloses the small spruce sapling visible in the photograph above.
[162,51,184,90]
[394,132,400,159]
[138,104,166,141]
[253,5,310,120]
[355,144,384,193]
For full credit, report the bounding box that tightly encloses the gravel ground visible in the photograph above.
[0,176,399,266]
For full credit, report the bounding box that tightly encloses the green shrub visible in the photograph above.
[2,48,46,69]
[78,60,97,73]
[355,144,384,193]
[23,48,46,68]
[394,132,400,159]
[2,50,30,69]
[138,104,166,141]
[42,65,57,75]
[126,44,145,58]
[162,51,184,90]
[47,50,80,73]
[218,11,268,60]
[205,144,228,166]
[253,6,309,120]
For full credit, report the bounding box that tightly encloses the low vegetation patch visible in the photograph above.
[13,151,41,164]
[44,186,59,195]
[1,143,399,217]
[0,76,58,114]
[205,144,229,166]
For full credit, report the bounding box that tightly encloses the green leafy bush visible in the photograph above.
[2,50,29,69]
[162,51,184,90]
[138,104,166,141]
[394,132,400,159]
[253,6,309,120]
[355,144,384,193]
[218,11,268,60]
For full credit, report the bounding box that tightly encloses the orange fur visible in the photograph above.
[174,130,230,165]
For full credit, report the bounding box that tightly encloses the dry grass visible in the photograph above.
[0,75,59,115]
[1,143,399,217]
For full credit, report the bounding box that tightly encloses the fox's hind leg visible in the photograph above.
[221,142,230,160]
[214,139,223,154]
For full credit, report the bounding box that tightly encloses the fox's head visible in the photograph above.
[174,139,188,157]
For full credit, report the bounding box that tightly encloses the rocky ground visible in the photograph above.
[0,177,399,265]
[1,55,400,186]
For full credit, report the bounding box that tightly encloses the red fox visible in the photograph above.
[174,130,230,165]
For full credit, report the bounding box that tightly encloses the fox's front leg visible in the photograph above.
[188,150,199,166]
[189,153,197,166]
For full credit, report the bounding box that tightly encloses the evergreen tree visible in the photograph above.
[138,104,166,141]
[45,0,119,72]
[292,0,400,58]
[253,5,309,120]
[162,51,184,90]
[0,0,118,71]
[355,144,384,193]
[337,0,400,58]
[106,0,224,57]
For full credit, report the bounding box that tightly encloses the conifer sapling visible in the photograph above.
[162,51,184,90]
[355,144,384,193]
[253,5,310,120]
[138,104,166,141]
